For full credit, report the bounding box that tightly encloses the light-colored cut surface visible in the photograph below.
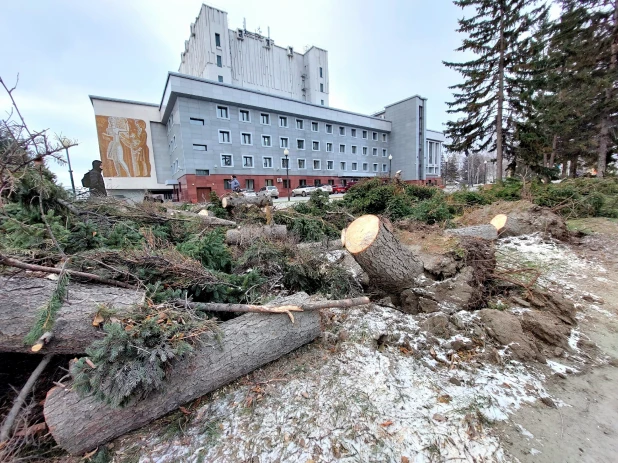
[344,214,380,254]
[490,213,508,231]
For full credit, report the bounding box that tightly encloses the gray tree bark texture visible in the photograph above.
[221,195,273,209]
[166,208,236,226]
[0,276,145,354]
[43,294,320,455]
[445,224,498,240]
[225,225,287,245]
[342,215,424,295]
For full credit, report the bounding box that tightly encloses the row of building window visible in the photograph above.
[215,153,387,172]
[199,107,387,141]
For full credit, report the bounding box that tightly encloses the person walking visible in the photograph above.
[230,175,241,193]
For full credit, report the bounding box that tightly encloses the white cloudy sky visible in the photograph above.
[0,0,464,187]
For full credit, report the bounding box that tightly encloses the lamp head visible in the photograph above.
[61,138,71,148]
[283,148,289,157]
[388,154,393,160]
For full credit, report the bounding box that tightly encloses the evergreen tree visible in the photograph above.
[444,0,549,182]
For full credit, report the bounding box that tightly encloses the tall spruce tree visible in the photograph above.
[444,0,548,182]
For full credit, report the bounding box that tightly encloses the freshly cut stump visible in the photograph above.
[343,215,424,295]
[225,225,287,245]
[44,295,321,455]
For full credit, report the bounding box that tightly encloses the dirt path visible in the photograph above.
[496,219,618,462]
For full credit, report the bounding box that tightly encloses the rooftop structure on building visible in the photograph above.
[90,4,444,202]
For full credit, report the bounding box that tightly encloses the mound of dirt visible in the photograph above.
[457,200,568,241]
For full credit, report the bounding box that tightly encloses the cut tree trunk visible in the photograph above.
[0,276,145,354]
[44,294,321,455]
[166,208,236,226]
[225,225,287,245]
[445,224,498,240]
[222,195,273,209]
[342,215,424,295]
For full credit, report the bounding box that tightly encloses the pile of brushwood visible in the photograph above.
[1,158,616,460]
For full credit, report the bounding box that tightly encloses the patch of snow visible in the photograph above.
[546,360,579,374]
[510,307,532,315]
[530,448,542,456]
[588,305,614,317]
[568,329,581,353]
[516,424,534,439]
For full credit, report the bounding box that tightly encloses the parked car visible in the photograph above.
[291,185,316,197]
[258,185,279,199]
[332,184,347,194]
[345,181,358,191]
[241,189,257,197]
[316,184,333,194]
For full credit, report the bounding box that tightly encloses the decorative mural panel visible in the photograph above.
[96,116,152,177]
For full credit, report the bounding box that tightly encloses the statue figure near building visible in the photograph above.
[81,160,107,197]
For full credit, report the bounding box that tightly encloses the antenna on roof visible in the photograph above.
[243,17,246,31]
[268,26,270,39]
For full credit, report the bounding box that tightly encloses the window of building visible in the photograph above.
[320,83,324,92]
[263,157,273,168]
[339,144,345,154]
[351,145,357,154]
[314,179,321,187]
[362,162,368,171]
[279,116,288,127]
[218,75,223,83]
[362,130,368,139]
[221,154,233,167]
[241,133,252,145]
[192,144,207,151]
[311,121,319,132]
[313,159,321,170]
[260,113,270,125]
[281,158,289,169]
[243,155,254,168]
[326,124,333,134]
[190,117,204,126]
[239,109,251,122]
[319,67,323,77]
[327,160,334,170]
[297,139,305,150]
[224,179,232,189]
[340,161,346,171]
[282,179,290,188]
[296,119,304,130]
[351,128,357,137]
[261,135,271,147]
[312,141,320,151]
[217,106,229,119]
[382,149,387,157]
[215,33,221,47]
[299,179,307,187]
[382,133,387,142]
[196,169,210,176]
[328,179,334,186]
[372,132,378,141]
[298,159,306,169]
[280,137,289,148]
[265,179,274,186]
[382,164,388,172]
[339,126,345,136]
[326,142,333,152]
[372,148,378,156]
[352,162,358,171]
[219,130,231,143]
[362,147,368,155]
[373,163,378,172]
[245,179,254,190]
[321,99,324,106]
[167,113,174,134]
[216,55,222,67]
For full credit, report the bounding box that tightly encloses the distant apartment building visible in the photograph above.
[90,4,444,202]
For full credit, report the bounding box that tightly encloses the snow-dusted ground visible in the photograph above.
[115,234,609,463]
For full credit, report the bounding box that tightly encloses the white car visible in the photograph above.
[241,189,257,197]
[258,185,279,198]
[317,184,333,194]
[292,185,317,197]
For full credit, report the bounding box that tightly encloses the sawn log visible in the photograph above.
[0,276,145,354]
[222,195,273,209]
[225,225,287,245]
[44,294,322,455]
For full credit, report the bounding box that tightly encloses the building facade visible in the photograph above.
[90,4,444,202]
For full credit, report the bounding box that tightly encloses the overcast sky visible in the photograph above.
[0,0,464,187]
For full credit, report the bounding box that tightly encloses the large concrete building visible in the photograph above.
[90,4,444,202]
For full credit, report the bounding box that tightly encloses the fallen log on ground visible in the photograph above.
[222,195,272,209]
[44,293,330,455]
[166,208,236,226]
[225,225,287,245]
[0,276,145,354]
[445,224,498,240]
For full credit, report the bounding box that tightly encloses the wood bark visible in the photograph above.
[222,195,273,209]
[166,209,236,226]
[445,224,498,241]
[0,276,145,354]
[225,225,287,245]
[44,294,321,455]
[342,215,424,295]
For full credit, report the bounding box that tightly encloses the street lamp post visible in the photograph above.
[61,138,77,197]
[484,161,488,184]
[284,148,290,201]
[388,154,393,179]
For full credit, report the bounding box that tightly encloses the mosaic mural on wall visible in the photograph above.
[96,115,152,177]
